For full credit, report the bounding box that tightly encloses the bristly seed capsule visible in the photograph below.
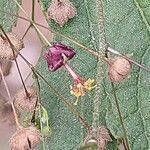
[47,0,77,27]
[0,32,24,60]
[107,57,132,82]
[9,126,41,150]
[14,87,38,112]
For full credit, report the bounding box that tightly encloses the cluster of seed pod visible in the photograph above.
[47,0,77,27]
[0,1,133,149]
[0,32,23,82]
[12,86,41,150]
[0,31,41,150]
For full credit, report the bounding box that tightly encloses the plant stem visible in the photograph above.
[91,0,107,140]
[32,0,35,22]
[95,1,130,149]
[0,25,30,98]
[0,65,21,128]
[111,82,130,150]
[107,47,150,72]
[0,34,90,130]
[22,24,31,39]
[13,0,51,46]
[1,10,150,72]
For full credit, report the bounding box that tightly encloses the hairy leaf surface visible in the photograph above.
[37,0,150,149]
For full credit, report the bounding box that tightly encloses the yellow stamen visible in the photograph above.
[70,78,96,105]
[84,78,96,90]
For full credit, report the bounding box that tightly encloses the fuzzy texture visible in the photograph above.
[108,57,131,82]
[9,126,41,150]
[0,32,24,60]
[97,126,112,150]
[47,0,77,27]
[14,87,38,112]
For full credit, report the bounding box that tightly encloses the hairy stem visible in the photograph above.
[96,1,130,150]
[91,0,107,139]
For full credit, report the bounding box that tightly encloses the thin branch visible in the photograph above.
[1,10,150,73]
[13,0,51,46]
[32,0,35,22]
[31,69,40,123]
[107,47,150,72]
[0,25,30,98]
[0,38,90,130]
[0,65,21,128]
[22,24,31,39]
[111,83,130,150]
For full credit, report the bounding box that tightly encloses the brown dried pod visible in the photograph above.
[107,57,132,82]
[0,32,24,60]
[9,126,41,150]
[14,87,38,112]
[47,0,77,27]
[97,126,112,150]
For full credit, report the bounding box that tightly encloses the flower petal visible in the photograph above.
[44,49,64,71]
[53,43,76,59]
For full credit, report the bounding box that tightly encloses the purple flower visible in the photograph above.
[44,43,76,71]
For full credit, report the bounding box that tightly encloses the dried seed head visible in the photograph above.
[47,0,77,27]
[14,87,38,112]
[9,126,41,150]
[108,57,132,82]
[97,126,112,150]
[0,32,24,60]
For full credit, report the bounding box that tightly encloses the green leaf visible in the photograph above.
[0,0,20,32]
[37,0,150,149]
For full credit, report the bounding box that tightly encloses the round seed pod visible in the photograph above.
[0,32,24,60]
[9,126,41,150]
[47,0,77,27]
[14,87,38,112]
[108,57,132,82]
[97,126,112,149]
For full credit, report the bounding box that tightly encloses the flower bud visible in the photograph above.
[9,126,41,150]
[0,32,24,60]
[108,57,131,82]
[14,87,38,112]
[47,0,77,27]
